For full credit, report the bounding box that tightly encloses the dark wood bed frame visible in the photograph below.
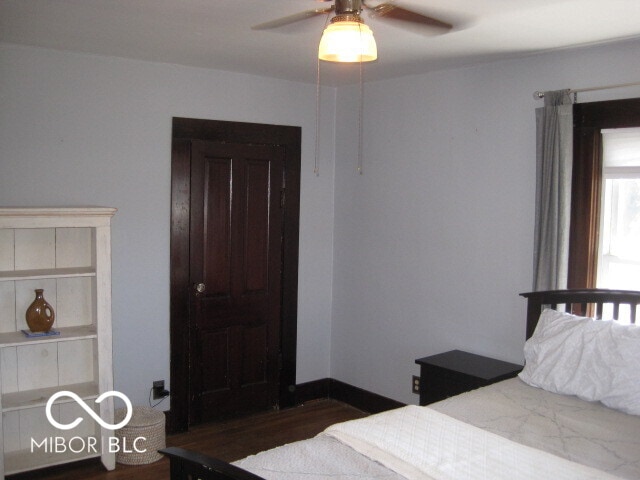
[160,447,265,480]
[160,288,640,480]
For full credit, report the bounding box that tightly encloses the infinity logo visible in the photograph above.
[46,391,133,431]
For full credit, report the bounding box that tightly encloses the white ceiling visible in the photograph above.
[2,0,640,85]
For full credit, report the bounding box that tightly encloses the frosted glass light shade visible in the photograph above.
[318,21,377,63]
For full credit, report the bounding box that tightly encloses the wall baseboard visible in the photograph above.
[295,378,332,405]
[166,378,406,433]
[295,378,405,413]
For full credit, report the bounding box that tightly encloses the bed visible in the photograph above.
[161,289,640,480]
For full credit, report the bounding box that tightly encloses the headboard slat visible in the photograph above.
[520,289,640,339]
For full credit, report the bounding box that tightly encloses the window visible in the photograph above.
[569,98,640,290]
[569,99,640,322]
[597,128,640,291]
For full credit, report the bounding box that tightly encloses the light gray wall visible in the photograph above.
[2,37,640,411]
[331,38,640,405]
[0,44,336,407]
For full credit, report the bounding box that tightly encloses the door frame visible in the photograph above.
[169,117,301,433]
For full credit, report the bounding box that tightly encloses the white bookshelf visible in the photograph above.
[0,207,116,477]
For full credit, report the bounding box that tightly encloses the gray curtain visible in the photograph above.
[533,90,573,291]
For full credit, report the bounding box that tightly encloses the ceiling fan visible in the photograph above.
[252,0,453,62]
[252,0,454,174]
[252,0,452,32]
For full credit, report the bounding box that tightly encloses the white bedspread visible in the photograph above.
[323,405,619,480]
[234,379,640,479]
[233,434,407,479]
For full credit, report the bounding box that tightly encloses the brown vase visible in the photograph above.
[25,289,55,333]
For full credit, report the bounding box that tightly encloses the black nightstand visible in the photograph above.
[415,350,522,405]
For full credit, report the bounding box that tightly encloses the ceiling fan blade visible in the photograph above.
[367,3,452,31]
[252,7,334,30]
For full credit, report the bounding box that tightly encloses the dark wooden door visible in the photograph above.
[170,118,300,433]
[188,140,285,424]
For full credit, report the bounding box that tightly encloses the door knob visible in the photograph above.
[194,283,206,293]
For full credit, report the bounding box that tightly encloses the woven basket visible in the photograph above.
[114,406,166,465]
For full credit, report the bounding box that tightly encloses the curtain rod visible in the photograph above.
[533,81,640,99]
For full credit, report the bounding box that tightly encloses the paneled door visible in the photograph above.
[188,140,285,423]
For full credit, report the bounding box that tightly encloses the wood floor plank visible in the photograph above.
[8,400,366,480]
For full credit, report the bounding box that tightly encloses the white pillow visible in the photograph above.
[519,308,640,416]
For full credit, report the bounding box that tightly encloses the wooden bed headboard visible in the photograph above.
[520,289,640,340]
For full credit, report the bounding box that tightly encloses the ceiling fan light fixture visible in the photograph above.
[318,18,377,63]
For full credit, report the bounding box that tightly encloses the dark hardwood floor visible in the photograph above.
[9,400,367,480]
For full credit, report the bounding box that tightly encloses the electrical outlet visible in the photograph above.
[412,375,420,394]
[152,380,168,400]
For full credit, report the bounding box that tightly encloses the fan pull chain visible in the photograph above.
[356,21,366,175]
[358,50,364,175]
[314,14,331,177]
[314,54,321,176]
